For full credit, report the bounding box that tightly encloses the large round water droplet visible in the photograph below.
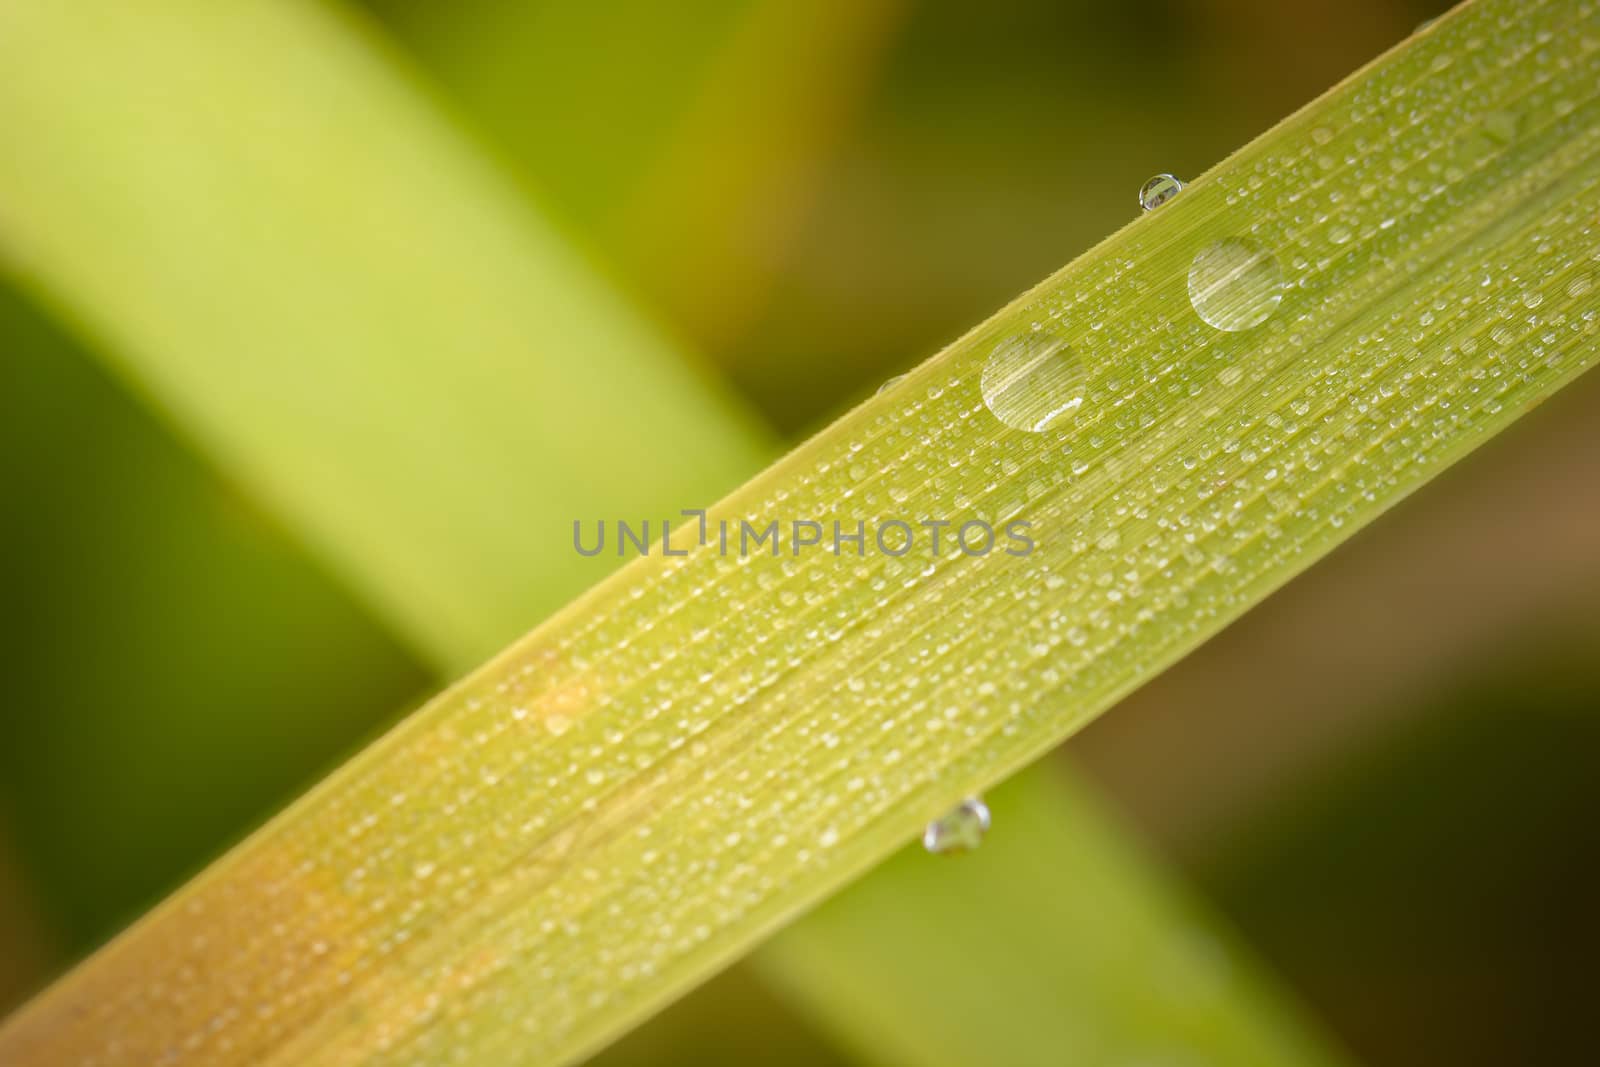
[1188,238,1284,332]
[981,331,1085,432]
[1138,173,1184,212]
[923,796,991,855]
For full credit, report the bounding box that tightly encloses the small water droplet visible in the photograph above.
[1188,238,1284,332]
[981,330,1086,432]
[877,374,906,396]
[923,796,991,855]
[1138,173,1184,212]
[545,714,572,737]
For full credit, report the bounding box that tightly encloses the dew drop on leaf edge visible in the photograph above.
[923,796,991,855]
[1138,173,1184,212]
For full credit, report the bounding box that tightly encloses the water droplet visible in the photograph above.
[1188,238,1284,332]
[980,331,1085,432]
[877,374,906,396]
[923,796,991,855]
[1138,173,1184,212]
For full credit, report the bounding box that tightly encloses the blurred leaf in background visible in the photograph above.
[363,0,907,351]
[0,284,431,949]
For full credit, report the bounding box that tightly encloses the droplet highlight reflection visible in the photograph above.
[980,331,1086,432]
[923,797,991,855]
[1187,238,1284,332]
[1138,173,1184,212]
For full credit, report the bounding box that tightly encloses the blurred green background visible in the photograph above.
[3,1,1596,1065]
